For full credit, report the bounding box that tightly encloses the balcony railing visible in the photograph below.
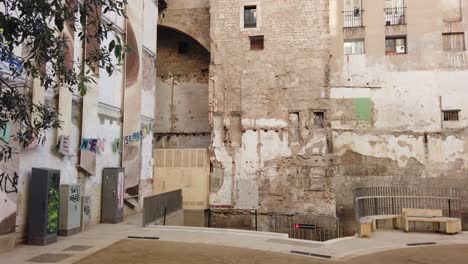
[343,9,364,28]
[385,7,406,25]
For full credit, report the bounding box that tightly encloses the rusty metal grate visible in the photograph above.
[250,35,264,50]
[443,110,460,121]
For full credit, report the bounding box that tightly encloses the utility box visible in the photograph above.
[59,184,81,236]
[27,168,60,245]
[101,168,125,223]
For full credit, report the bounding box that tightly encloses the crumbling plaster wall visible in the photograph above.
[209,0,335,215]
[329,0,468,234]
[155,27,210,149]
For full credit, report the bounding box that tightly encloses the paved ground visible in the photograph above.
[75,240,468,264]
[2,213,468,263]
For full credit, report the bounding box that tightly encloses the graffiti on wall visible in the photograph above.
[26,132,47,149]
[80,138,106,154]
[0,169,18,236]
[0,171,18,194]
[69,185,80,203]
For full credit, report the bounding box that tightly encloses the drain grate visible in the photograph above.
[407,242,437,246]
[127,236,160,240]
[290,250,332,259]
[28,254,72,263]
[63,245,94,251]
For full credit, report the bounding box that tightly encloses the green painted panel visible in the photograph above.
[0,122,11,143]
[47,174,60,234]
[354,98,372,123]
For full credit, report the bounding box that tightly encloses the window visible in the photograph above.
[178,42,188,54]
[385,0,405,25]
[344,0,363,28]
[244,5,257,28]
[386,37,406,55]
[443,33,465,51]
[250,35,264,50]
[313,111,325,128]
[344,39,365,54]
[443,110,460,121]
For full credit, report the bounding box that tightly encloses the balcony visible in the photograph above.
[343,9,364,28]
[385,7,406,26]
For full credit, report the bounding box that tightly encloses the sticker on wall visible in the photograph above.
[80,138,106,154]
[112,138,121,153]
[0,121,11,143]
[25,132,47,149]
[52,135,71,156]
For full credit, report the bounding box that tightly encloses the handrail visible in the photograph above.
[353,186,461,221]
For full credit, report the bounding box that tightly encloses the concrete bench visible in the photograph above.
[358,214,401,237]
[402,208,462,234]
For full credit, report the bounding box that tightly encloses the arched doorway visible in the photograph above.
[153,26,211,220]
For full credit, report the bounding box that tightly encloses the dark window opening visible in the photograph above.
[386,36,406,55]
[250,35,264,50]
[244,5,257,28]
[178,42,188,54]
[313,111,325,128]
[443,110,460,121]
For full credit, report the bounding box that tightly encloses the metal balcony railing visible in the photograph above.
[384,7,406,25]
[343,9,363,28]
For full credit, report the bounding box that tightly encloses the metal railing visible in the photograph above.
[208,209,258,231]
[354,186,461,221]
[271,214,341,242]
[207,209,341,241]
[343,9,363,28]
[385,7,406,25]
[142,189,182,226]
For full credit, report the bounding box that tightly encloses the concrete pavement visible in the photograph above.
[1,213,468,263]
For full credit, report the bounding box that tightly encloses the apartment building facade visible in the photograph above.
[330,0,468,232]
[0,0,159,247]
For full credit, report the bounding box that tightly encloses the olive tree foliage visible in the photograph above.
[0,0,127,161]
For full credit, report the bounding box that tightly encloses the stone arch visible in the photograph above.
[155,25,211,149]
[157,25,210,53]
[158,8,210,52]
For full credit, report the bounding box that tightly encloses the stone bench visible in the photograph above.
[358,214,401,237]
[402,208,462,234]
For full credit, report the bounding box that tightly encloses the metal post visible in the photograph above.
[448,199,452,217]
[255,210,258,231]
[163,207,167,225]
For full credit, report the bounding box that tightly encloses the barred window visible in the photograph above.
[443,33,465,51]
[443,110,460,121]
[250,35,264,50]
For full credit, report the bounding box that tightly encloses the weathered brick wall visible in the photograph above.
[209,0,335,215]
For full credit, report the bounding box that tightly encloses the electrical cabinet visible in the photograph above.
[59,184,81,236]
[27,168,60,245]
[101,168,125,223]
